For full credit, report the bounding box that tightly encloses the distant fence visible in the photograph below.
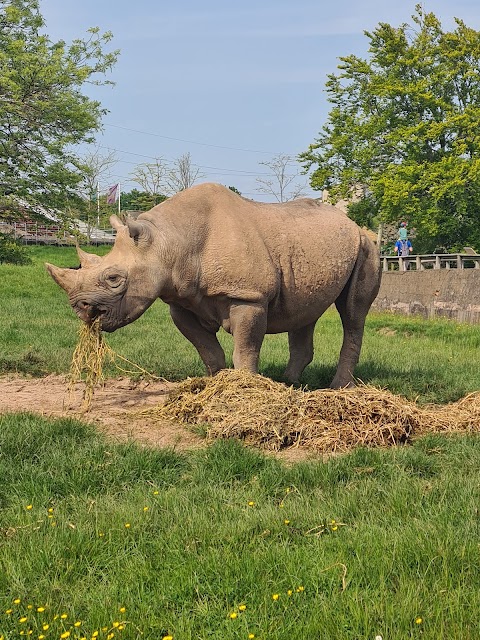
[0,220,115,246]
[382,253,480,271]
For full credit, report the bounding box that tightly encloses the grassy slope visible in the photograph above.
[1,249,480,640]
[0,413,479,640]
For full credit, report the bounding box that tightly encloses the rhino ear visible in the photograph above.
[110,214,152,246]
[45,263,77,293]
[76,243,102,268]
[125,218,152,244]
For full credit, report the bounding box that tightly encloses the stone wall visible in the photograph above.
[372,270,480,324]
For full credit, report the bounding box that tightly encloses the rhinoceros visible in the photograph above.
[46,183,381,388]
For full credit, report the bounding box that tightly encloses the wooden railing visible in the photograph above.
[382,253,480,271]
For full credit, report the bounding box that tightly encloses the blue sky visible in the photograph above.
[41,0,480,201]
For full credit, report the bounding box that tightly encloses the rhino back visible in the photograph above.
[140,184,362,330]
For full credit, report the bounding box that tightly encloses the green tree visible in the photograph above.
[0,0,119,218]
[120,188,166,212]
[300,5,480,252]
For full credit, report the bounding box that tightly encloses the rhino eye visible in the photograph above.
[105,273,124,288]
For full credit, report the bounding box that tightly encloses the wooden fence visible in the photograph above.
[382,253,480,272]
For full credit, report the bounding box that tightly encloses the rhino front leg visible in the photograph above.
[229,301,268,373]
[284,321,316,383]
[169,304,226,375]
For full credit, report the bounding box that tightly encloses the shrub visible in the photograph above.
[0,232,31,265]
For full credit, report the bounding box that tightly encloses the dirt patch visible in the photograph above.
[0,374,205,451]
[0,375,316,462]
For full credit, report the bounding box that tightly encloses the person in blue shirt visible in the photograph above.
[394,238,413,270]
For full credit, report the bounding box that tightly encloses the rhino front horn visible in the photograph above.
[45,263,77,293]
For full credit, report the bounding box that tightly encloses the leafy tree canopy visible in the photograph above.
[0,0,119,218]
[300,5,480,252]
[120,188,167,212]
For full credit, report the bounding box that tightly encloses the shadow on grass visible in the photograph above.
[261,360,471,404]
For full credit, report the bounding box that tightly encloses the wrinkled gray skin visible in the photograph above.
[46,183,381,388]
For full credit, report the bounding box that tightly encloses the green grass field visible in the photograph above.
[0,246,479,639]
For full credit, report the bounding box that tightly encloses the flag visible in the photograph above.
[106,183,119,205]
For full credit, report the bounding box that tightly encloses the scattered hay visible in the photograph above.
[149,370,480,454]
[68,320,163,411]
[68,319,109,410]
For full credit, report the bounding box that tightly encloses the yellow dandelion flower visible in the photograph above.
[248,635,255,639]
[98,532,104,537]
[53,615,59,620]
[272,594,279,601]
[6,609,13,614]
[143,506,149,512]
[13,599,21,604]
[284,519,290,525]
[118,625,125,631]
[107,634,114,640]
[153,490,159,495]
[37,606,45,612]
[42,624,49,631]
[162,636,173,640]
[48,515,53,519]
[74,621,82,627]
[51,522,56,527]
[415,617,423,625]
[48,508,54,513]
[19,616,28,623]
[229,612,238,619]
[248,501,255,507]
[26,505,33,510]
[38,636,45,640]
[60,613,68,619]
[287,590,293,596]
[279,503,284,508]
[238,604,246,611]
[296,586,305,592]
[124,523,131,528]
[27,605,33,610]
[113,622,119,628]
[92,632,99,638]
[119,607,126,613]
[60,632,70,639]
[101,627,108,632]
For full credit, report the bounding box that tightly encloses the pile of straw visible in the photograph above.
[152,370,480,453]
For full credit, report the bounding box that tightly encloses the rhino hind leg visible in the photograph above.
[284,321,316,383]
[169,304,226,375]
[331,235,381,389]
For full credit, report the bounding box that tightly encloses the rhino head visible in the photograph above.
[45,215,161,332]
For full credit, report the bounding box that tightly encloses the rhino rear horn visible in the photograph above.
[76,243,102,268]
[45,263,77,293]
[109,214,125,231]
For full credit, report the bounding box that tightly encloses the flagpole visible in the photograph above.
[96,182,100,228]
[118,182,121,215]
